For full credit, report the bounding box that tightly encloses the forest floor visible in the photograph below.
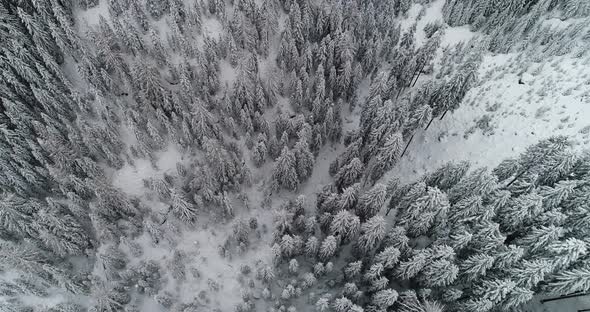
[387,50,590,185]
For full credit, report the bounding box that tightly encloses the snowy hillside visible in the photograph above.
[1,0,590,312]
[391,51,590,184]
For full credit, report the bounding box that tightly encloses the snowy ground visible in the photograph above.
[386,51,590,185]
[110,144,275,310]
[527,296,590,312]
[379,0,589,186]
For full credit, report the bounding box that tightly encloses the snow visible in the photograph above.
[112,144,184,196]
[399,3,424,32]
[219,60,238,86]
[202,18,223,40]
[386,51,590,184]
[442,26,477,46]
[414,0,444,45]
[75,0,109,28]
[24,0,590,311]
[108,141,277,310]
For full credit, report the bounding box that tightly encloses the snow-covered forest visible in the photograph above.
[1,0,590,311]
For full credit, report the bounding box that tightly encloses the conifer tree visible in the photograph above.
[319,235,338,261]
[356,216,387,254]
[329,210,360,242]
[272,147,299,191]
[356,184,387,221]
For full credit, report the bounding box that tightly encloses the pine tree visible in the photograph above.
[329,210,360,241]
[516,225,565,253]
[395,251,428,280]
[356,184,387,220]
[547,238,587,270]
[398,186,449,237]
[494,245,525,269]
[289,258,299,274]
[34,206,89,257]
[544,265,590,294]
[372,289,398,308]
[375,246,401,269]
[419,259,459,287]
[146,0,170,19]
[335,158,364,190]
[272,147,299,191]
[319,235,338,261]
[368,131,404,183]
[460,253,495,282]
[0,193,38,239]
[356,216,387,254]
[294,139,314,182]
[382,226,411,252]
[502,286,534,311]
[170,189,198,222]
[424,161,470,191]
[338,184,360,211]
[316,296,330,312]
[474,278,516,304]
[510,259,553,289]
[90,280,131,312]
[456,298,493,312]
[498,192,543,231]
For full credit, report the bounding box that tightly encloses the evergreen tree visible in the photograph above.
[320,235,338,261]
[356,216,387,254]
[272,147,299,191]
[294,139,314,182]
[356,184,387,220]
[146,0,170,19]
[329,210,360,241]
[544,265,590,294]
[372,289,398,308]
[335,157,364,190]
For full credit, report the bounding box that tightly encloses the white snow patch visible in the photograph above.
[219,60,238,87]
[412,0,476,49]
[386,52,590,184]
[112,144,183,196]
[442,26,477,46]
[414,0,444,45]
[202,18,223,40]
[75,0,109,28]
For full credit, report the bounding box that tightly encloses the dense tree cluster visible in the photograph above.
[443,0,590,55]
[266,136,590,312]
[1,0,589,310]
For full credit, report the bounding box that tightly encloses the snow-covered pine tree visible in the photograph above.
[356,184,387,221]
[272,146,299,191]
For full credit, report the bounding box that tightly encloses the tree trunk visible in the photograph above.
[411,63,426,87]
[401,133,415,158]
[408,69,420,88]
[505,168,529,187]
[396,87,404,99]
[424,116,435,130]
[505,152,561,187]
[385,205,394,216]
[411,72,421,88]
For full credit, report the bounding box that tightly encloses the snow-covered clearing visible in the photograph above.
[387,51,590,184]
[110,144,275,310]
